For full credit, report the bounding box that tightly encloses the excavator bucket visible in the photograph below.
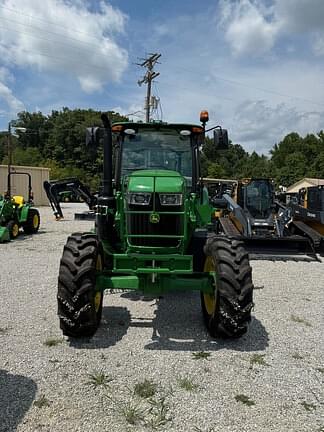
[0,226,10,243]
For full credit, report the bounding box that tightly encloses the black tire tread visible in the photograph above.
[202,235,254,338]
[23,208,40,234]
[57,232,102,337]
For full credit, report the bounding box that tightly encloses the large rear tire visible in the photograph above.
[201,236,253,338]
[57,233,103,338]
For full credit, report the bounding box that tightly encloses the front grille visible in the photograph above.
[126,196,183,247]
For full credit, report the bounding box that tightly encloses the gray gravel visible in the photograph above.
[0,203,323,432]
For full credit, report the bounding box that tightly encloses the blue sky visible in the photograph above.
[0,0,324,154]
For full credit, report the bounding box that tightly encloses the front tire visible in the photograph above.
[7,220,19,239]
[57,233,103,337]
[201,236,253,338]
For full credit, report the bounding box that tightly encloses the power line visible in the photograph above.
[0,4,114,42]
[0,43,115,74]
[0,23,102,56]
[170,64,324,108]
[0,15,109,52]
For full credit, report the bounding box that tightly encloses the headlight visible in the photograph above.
[128,192,151,205]
[159,193,182,206]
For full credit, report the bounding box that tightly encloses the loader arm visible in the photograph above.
[43,178,97,219]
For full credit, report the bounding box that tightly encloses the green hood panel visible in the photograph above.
[128,170,184,193]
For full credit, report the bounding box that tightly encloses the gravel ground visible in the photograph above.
[0,203,323,432]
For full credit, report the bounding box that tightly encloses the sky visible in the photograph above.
[0,0,324,154]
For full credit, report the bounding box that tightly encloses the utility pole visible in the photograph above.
[137,53,161,122]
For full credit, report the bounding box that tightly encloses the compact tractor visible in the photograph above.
[57,112,254,339]
[0,172,40,242]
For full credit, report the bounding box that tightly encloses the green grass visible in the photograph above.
[134,379,157,399]
[301,401,316,412]
[192,351,211,360]
[249,354,269,367]
[177,377,198,391]
[235,394,255,406]
[316,367,324,373]
[34,395,50,408]
[43,337,63,347]
[290,315,312,327]
[87,371,113,388]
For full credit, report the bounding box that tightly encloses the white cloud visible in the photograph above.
[0,80,25,114]
[0,0,128,92]
[219,0,277,56]
[218,0,324,57]
[231,100,324,154]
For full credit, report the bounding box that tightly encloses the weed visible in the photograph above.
[146,396,172,429]
[292,352,303,360]
[49,359,60,364]
[316,367,324,374]
[192,351,211,360]
[34,395,50,408]
[235,394,255,406]
[178,377,198,391]
[203,366,211,373]
[87,370,113,388]
[43,337,63,347]
[249,354,269,368]
[254,285,264,290]
[301,401,316,412]
[134,379,157,399]
[290,315,312,327]
[0,327,9,334]
[194,427,216,432]
[122,401,146,425]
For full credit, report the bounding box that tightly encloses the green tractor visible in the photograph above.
[0,172,40,242]
[57,112,254,339]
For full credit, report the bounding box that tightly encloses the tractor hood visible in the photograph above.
[127,170,185,193]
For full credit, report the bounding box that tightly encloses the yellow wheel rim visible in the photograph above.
[203,256,216,316]
[94,254,103,313]
[33,214,39,229]
[12,223,19,238]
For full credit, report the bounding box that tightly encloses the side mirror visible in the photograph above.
[213,128,229,150]
[86,127,100,146]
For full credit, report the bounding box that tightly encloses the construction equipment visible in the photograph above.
[286,185,324,255]
[43,178,97,220]
[0,172,40,242]
[215,178,317,260]
[57,112,254,339]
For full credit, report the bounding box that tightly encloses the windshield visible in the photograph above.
[121,128,192,178]
[245,180,273,218]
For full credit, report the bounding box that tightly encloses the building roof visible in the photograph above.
[286,178,324,193]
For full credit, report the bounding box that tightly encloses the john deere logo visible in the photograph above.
[150,212,160,224]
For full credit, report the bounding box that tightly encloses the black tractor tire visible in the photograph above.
[23,209,40,234]
[7,220,19,239]
[201,235,254,338]
[57,233,103,338]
